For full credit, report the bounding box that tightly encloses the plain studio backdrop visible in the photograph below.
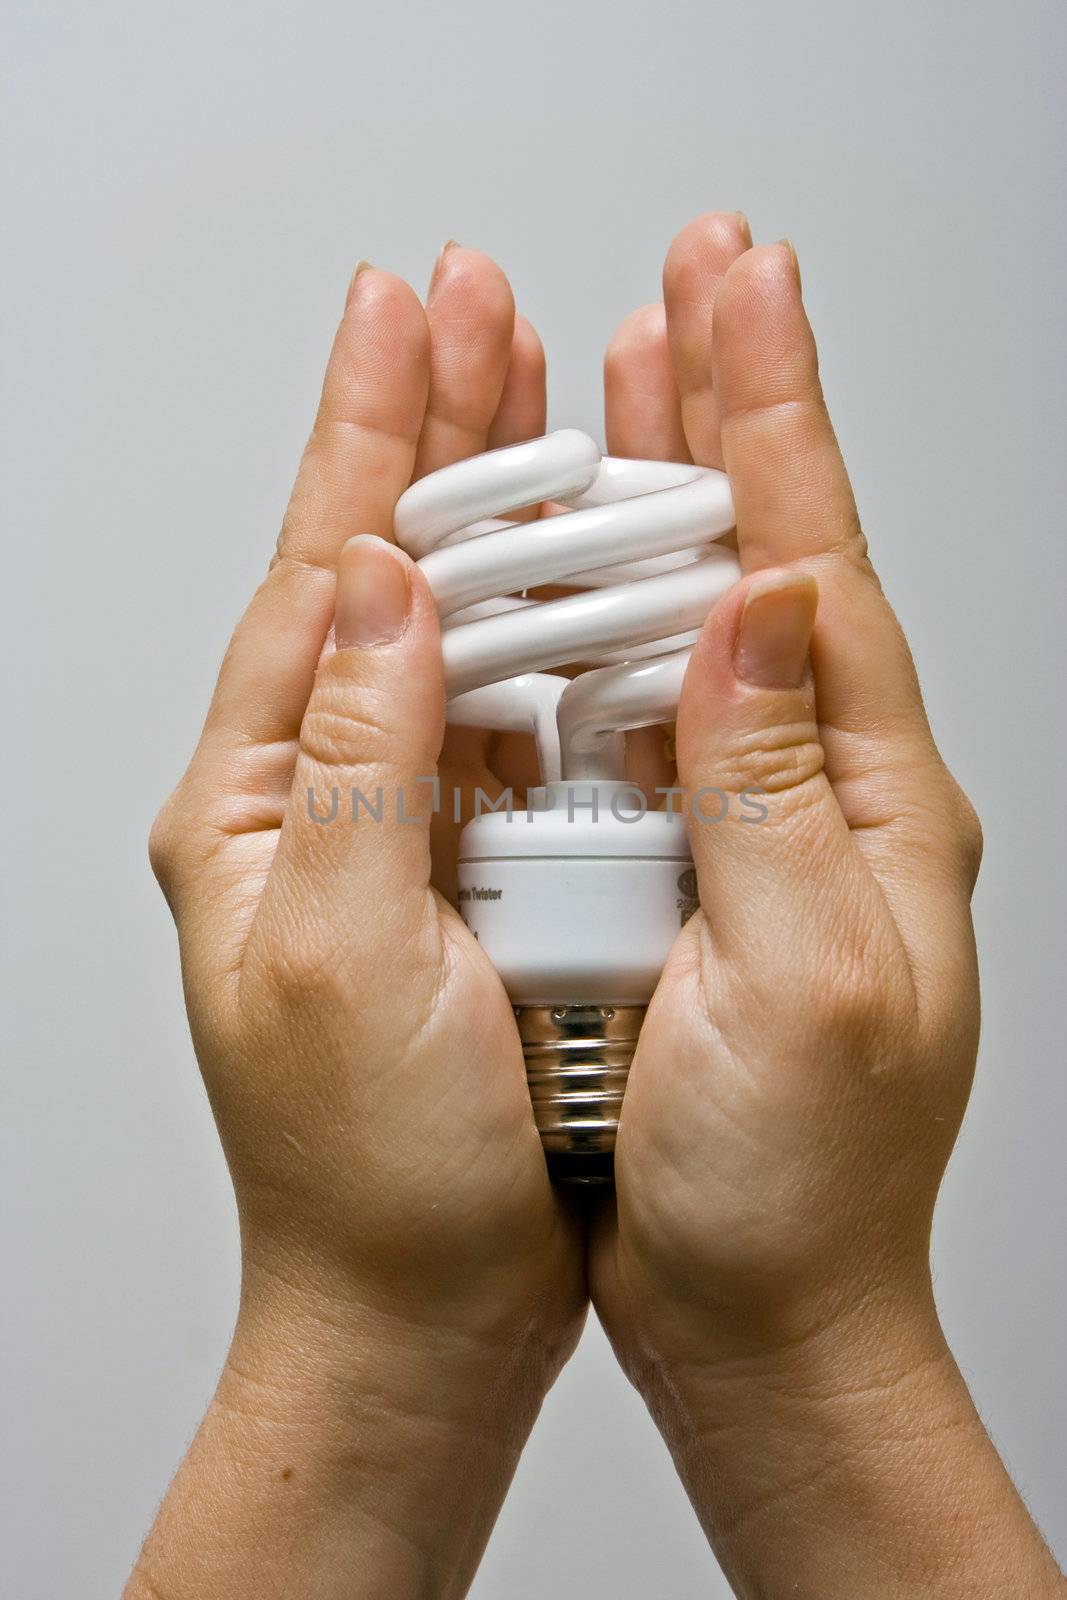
[3,1,1065,1594]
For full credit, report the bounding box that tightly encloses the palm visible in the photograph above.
[432,904,580,1262]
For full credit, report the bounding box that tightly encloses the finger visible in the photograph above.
[407,246,518,877]
[712,243,979,895]
[487,313,547,528]
[662,210,752,468]
[604,303,689,462]
[412,244,515,481]
[158,271,431,891]
[487,313,547,451]
[277,268,430,568]
[207,269,429,754]
[675,569,895,974]
[252,536,445,967]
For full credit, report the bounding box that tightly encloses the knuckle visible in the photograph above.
[923,762,984,890]
[796,947,910,1065]
[819,945,899,1041]
[148,793,184,891]
[271,931,348,1004]
[730,720,826,797]
[951,782,984,887]
[752,889,916,1060]
[841,519,873,573]
[300,681,402,776]
[815,973,884,1046]
[812,514,882,591]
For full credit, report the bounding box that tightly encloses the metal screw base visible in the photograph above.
[516,1004,645,1185]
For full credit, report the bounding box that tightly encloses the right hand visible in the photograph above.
[134,254,589,1600]
[149,256,584,1424]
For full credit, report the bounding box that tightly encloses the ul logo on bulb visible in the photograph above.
[676,867,699,926]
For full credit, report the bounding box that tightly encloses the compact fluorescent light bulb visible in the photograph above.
[394,431,739,1183]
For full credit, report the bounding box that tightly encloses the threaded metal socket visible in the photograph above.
[516,1004,645,1185]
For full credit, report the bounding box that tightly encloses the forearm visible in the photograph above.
[637,1288,1063,1599]
[127,1270,561,1600]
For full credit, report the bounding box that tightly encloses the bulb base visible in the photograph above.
[516,1003,645,1185]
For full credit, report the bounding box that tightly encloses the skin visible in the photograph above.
[590,215,1064,1596]
[136,257,585,1599]
[129,223,1064,1598]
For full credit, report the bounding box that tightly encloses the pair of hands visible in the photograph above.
[136,218,1058,1598]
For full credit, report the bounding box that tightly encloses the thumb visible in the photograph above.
[258,535,446,960]
[676,568,864,961]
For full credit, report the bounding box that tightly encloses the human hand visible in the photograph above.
[136,258,584,1599]
[594,210,981,1359]
[589,215,1060,1596]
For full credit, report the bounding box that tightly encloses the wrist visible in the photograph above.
[600,1225,941,1396]
[228,1285,562,1593]
[614,1281,1060,1599]
[617,1267,953,1470]
[130,1255,577,1600]
[644,1276,955,1453]
[234,1177,586,1356]
[230,1252,573,1444]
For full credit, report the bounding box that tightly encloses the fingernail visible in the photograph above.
[345,260,373,307]
[335,536,412,648]
[777,237,801,291]
[734,571,817,689]
[735,211,752,243]
[428,239,461,294]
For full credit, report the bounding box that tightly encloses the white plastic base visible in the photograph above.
[456,782,697,1006]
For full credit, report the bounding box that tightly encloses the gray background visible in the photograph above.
[3,1,1065,1594]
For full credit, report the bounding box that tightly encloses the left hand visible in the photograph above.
[590,212,984,1358]
[583,216,1045,1597]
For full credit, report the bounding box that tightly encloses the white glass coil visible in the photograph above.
[393,429,740,782]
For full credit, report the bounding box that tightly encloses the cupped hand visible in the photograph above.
[149,259,585,1379]
[591,215,983,1370]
